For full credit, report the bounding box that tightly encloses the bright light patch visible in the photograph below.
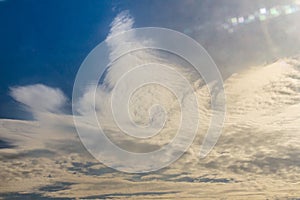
[260,8,267,14]
[231,17,238,25]
[270,7,280,16]
[192,3,300,34]
[238,17,244,23]
[284,5,293,14]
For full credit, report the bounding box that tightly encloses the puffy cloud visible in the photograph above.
[10,84,67,114]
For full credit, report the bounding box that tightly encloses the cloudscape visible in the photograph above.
[0,0,300,199]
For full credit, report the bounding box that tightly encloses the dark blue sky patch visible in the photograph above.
[0,0,117,119]
[39,182,74,193]
[0,192,72,200]
[0,139,15,149]
[82,191,179,199]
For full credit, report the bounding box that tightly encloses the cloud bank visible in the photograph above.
[1,9,300,198]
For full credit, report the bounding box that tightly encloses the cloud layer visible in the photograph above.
[1,10,300,198]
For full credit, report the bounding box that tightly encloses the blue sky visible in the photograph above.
[1,0,300,119]
[1,1,300,197]
[0,0,174,119]
[0,0,117,118]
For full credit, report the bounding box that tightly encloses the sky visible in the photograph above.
[1,0,300,119]
[0,0,300,198]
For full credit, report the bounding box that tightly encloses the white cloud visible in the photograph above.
[10,84,67,115]
[1,9,300,196]
[107,10,134,39]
